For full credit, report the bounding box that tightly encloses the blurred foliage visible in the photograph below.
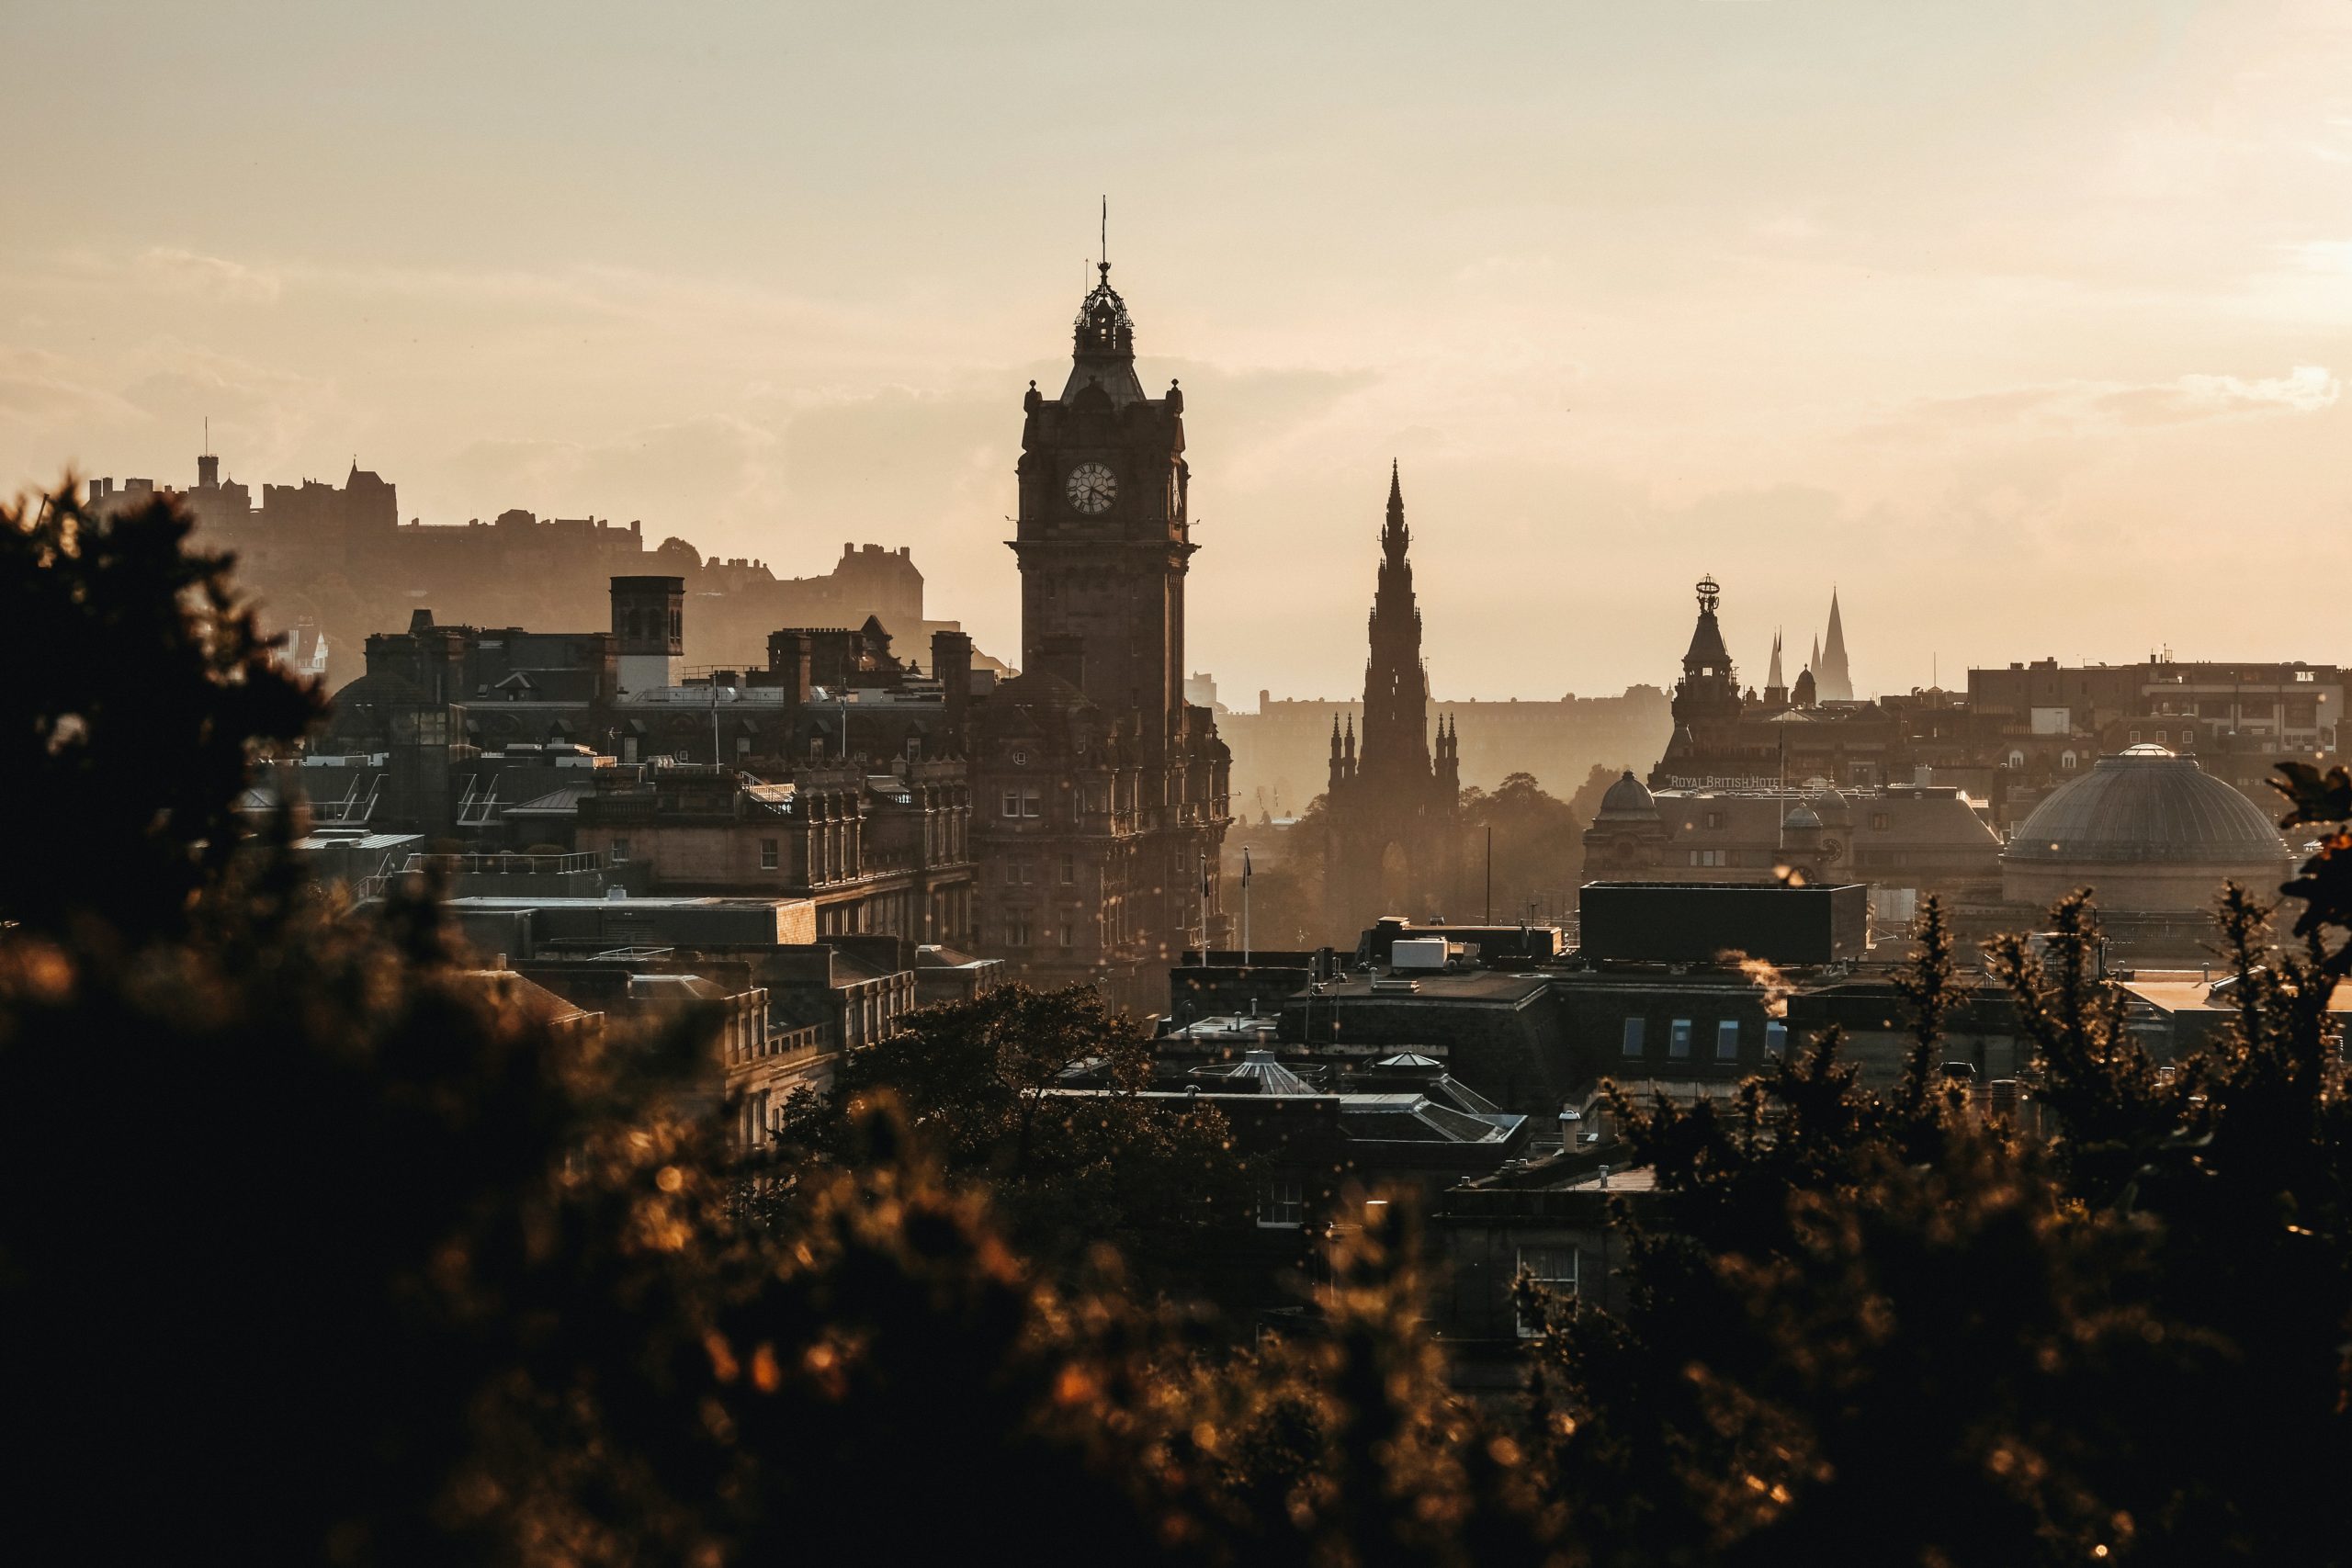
[769,982,1261,1289]
[5,481,2351,1564]
[0,480,321,940]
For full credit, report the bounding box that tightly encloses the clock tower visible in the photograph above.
[1011,261,1192,756]
[971,256,1232,1011]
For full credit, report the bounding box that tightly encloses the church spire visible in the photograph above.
[1817,587,1853,701]
[1356,463,1434,786]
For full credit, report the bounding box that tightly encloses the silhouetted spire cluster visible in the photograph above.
[1358,461,1433,785]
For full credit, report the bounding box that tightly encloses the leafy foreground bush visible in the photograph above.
[4,482,2349,1564]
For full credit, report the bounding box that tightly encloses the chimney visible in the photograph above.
[408,608,436,633]
[932,629,973,752]
[1036,633,1086,691]
[767,630,814,705]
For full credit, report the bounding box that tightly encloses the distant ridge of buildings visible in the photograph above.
[85,456,994,686]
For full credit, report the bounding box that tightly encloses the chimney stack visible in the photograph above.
[767,630,815,705]
[932,629,973,752]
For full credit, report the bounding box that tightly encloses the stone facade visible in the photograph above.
[572,761,973,942]
[967,261,1232,1012]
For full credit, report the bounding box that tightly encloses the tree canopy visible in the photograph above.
[4,479,2349,1564]
[772,982,1260,1285]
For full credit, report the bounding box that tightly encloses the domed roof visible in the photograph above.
[1597,770,1658,820]
[2007,750,2288,866]
[327,670,428,709]
[1784,804,1824,830]
[1807,787,1852,825]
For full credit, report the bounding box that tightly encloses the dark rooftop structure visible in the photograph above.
[1577,880,1870,965]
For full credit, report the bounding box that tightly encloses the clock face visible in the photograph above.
[1065,462,1116,514]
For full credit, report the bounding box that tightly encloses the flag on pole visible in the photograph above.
[1243,848,1253,884]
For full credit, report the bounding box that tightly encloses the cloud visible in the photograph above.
[0,346,137,425]
[135,248,282,304]
[1861,366,2340,442]
[2096,365,2339,423]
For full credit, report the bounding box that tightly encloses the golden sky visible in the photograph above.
[6,1,2350,699]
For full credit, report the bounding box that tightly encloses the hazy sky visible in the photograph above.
[6,0,2351,702]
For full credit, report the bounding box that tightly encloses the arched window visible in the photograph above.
[2007,750,2025,770]
[2062,750,2078,770]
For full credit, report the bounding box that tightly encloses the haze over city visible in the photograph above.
[19,5,2352,1561]
[8,0,2352,700]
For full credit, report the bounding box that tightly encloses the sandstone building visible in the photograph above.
[966,260,1232,1009]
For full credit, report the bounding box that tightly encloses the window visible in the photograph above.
[1704,810,1724,829]
[1871,812,1891,829]
[1058,921,1074,949]
[736,736,752,757]
[1060,853,1076,886]
[760,838,779,871]
[1021,787,1043,818]
[2062,750,2078,770]
[1687,848,1726,868]
[609,838,629,863]
[1001,789,1023,818]
[1715,1020,1740,1060]
[1515,1246,1580,1337]
[2007,750,2025,770]
[1766,1021,1788,1056]
[2129,728,2141,743]
[1007,915,1034,946]
[2155,729,2167,744]
[1258,1178,1304,1228]
[1621,1018,1645,1058]
[1669,1019,1692,1059]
